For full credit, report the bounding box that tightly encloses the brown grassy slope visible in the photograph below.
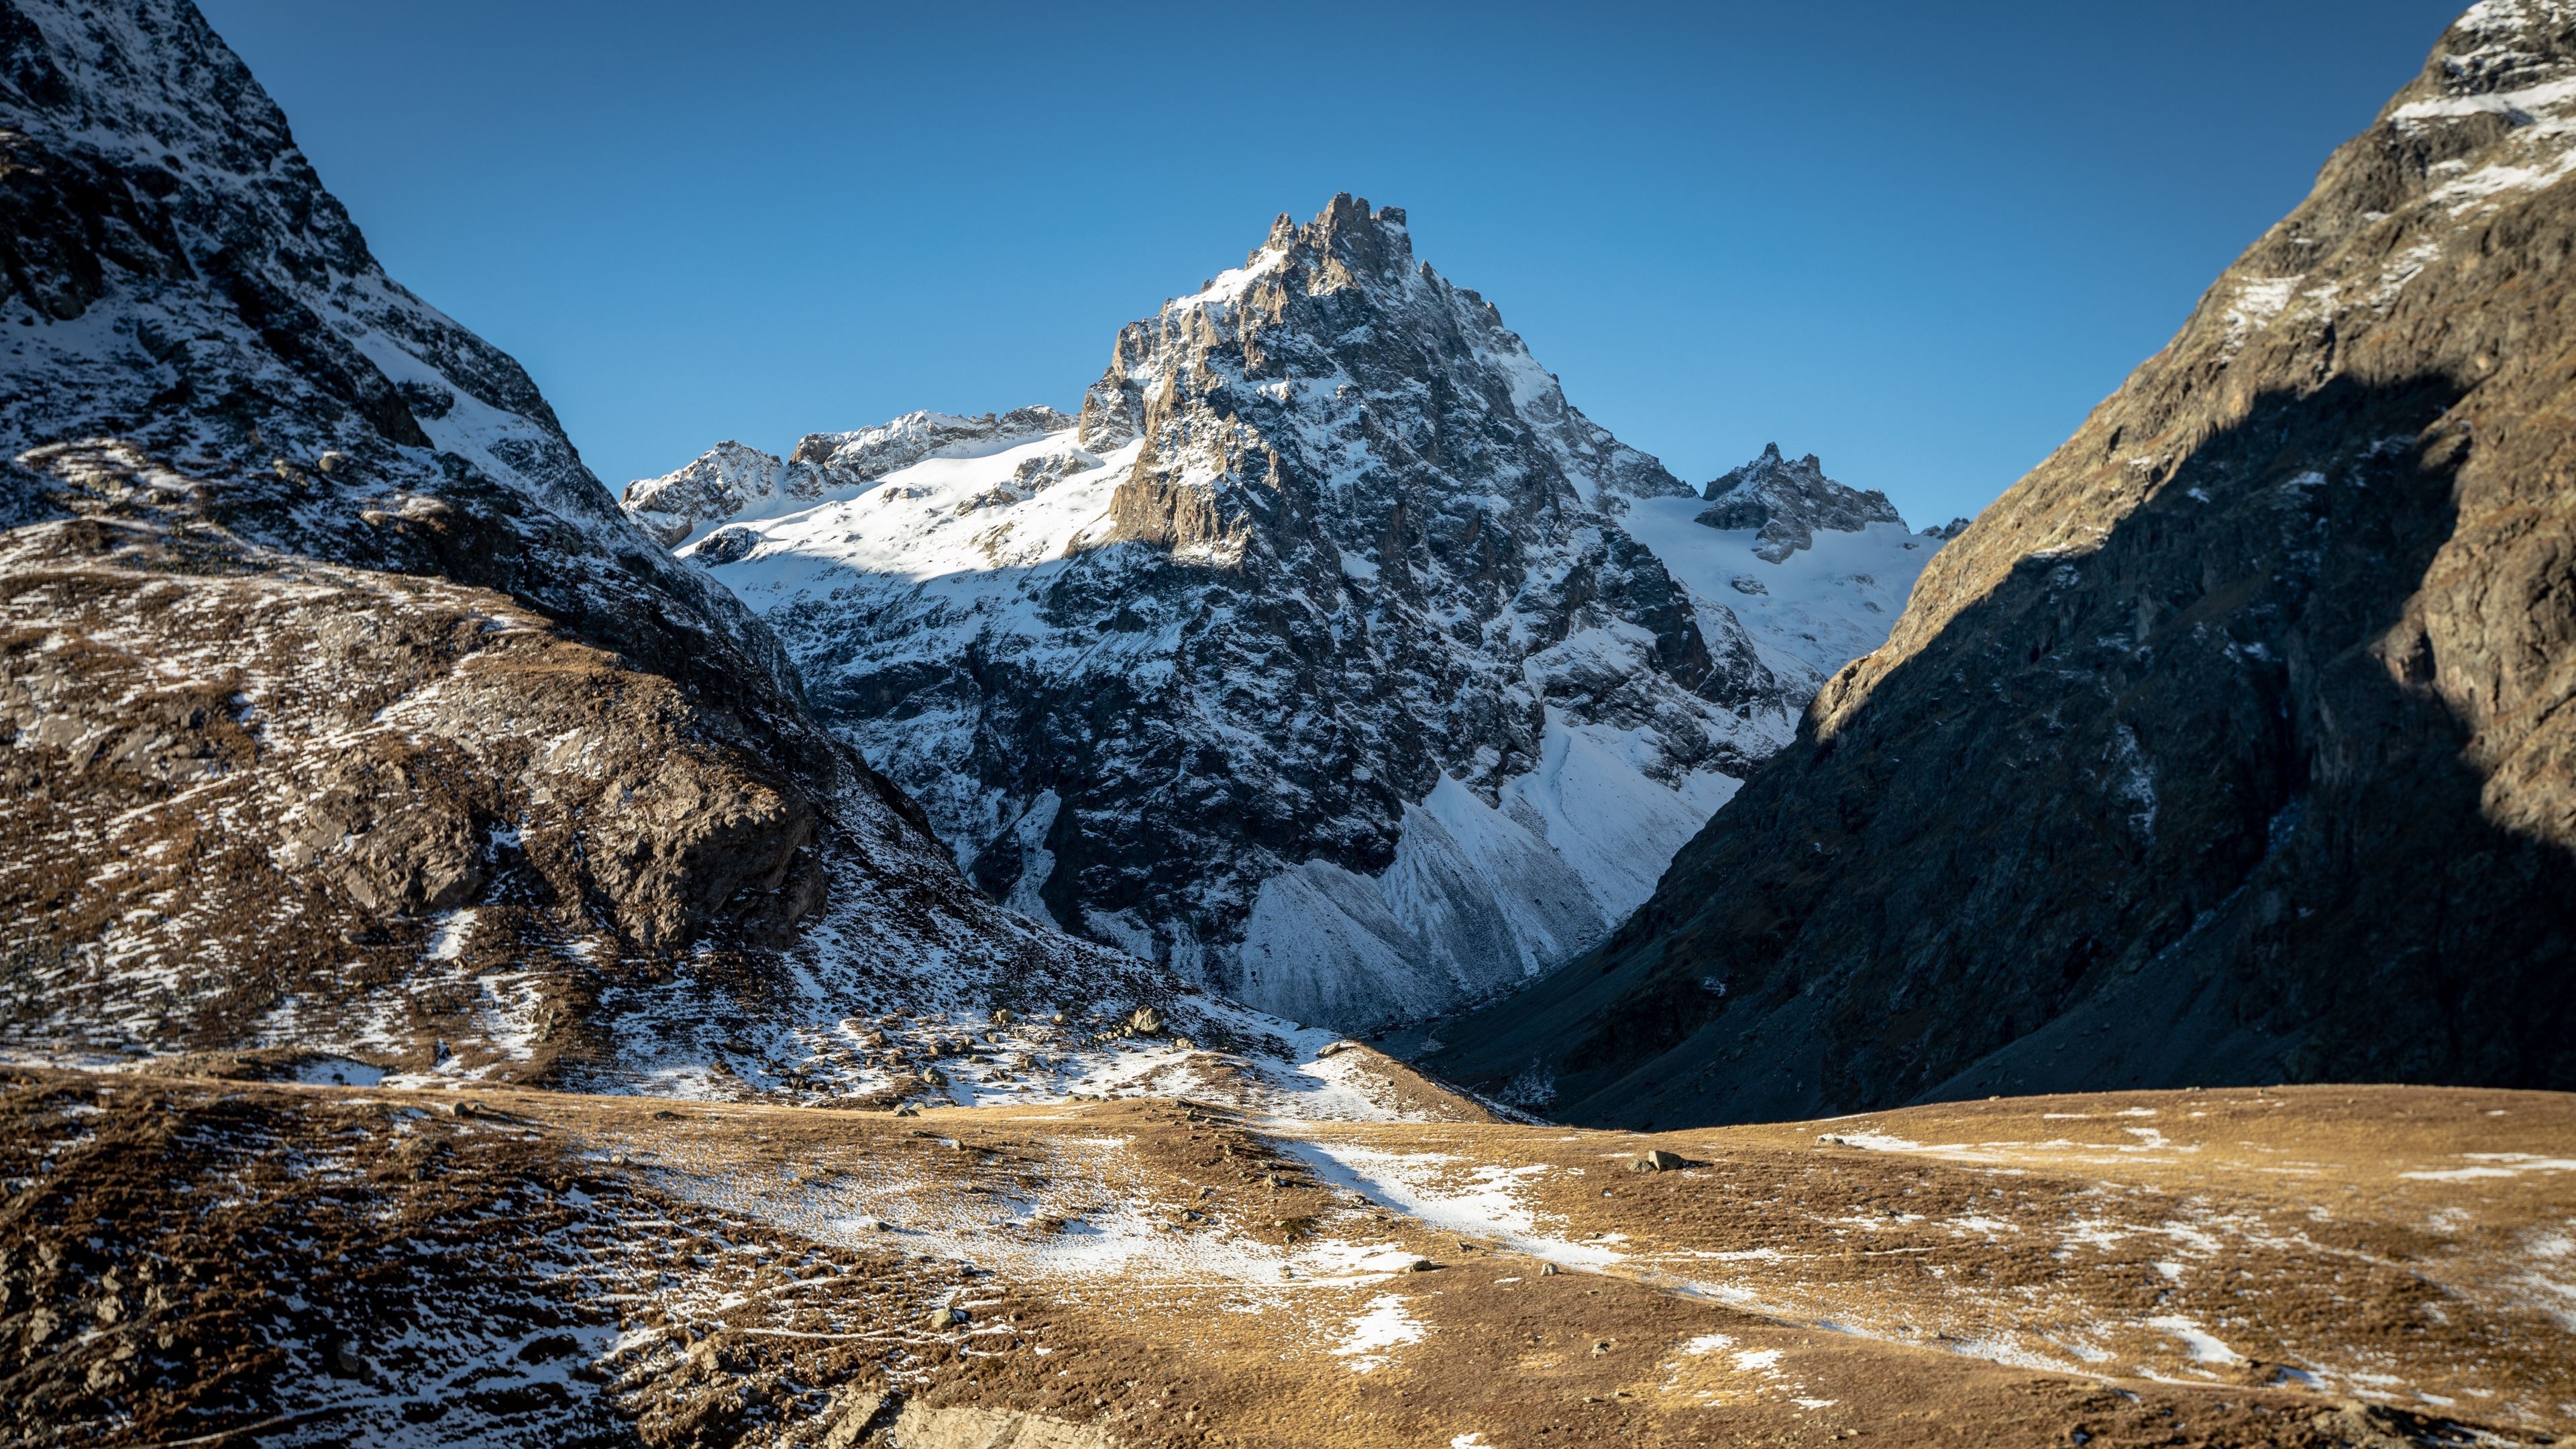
[3,1073,2565,1447]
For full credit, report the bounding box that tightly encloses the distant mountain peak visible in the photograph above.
[644,194,1930,1032]
[621,406,1073,547]
[1305,191,1413,276]
[1697,443,1904,564]
[1076,194,1690,508]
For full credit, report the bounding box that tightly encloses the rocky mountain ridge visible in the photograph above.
[1430,0,2576,1122]
[621,407,1072,548]
[639,199,1937,1033]
[0,0,1169,1094]
[1697,442,1906,563]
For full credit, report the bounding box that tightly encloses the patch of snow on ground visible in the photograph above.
[2145,1315,2243,1366]
[1937,1335,2090,1375]
[2401,1154,2576,1181]
[423,909,477,962]
[473,972,546,1060]
[1331,1293,1426,1372]
[290,1057,384,1087]
[1826,1130,1930,1153]
[1280,1139,1623,1269]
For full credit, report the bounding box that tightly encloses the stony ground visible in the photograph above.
[1,1067,2565,1448]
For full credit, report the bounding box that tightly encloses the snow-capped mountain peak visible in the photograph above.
[1697,442,1906,564]
[639,196,1931,1032]
[1075,196,1688,508]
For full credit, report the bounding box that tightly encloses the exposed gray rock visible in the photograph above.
[1696,443,1903,564]
[692,523,761,566]
[881,1401,1120,1449]
[621,439,794,546]
[818,1387,890,1448]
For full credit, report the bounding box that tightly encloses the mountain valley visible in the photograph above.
[0,0,2569,1444]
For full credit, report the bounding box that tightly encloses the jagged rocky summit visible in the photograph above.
[1430,0,2576,1124]
[639,197,1935,1031]
[1698,442,1905,563]
[0,0,1166,1094]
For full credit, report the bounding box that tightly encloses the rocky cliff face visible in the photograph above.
[0,0,1157,1088]
[1430,0,2576,1124]
[649,198,1934,1032]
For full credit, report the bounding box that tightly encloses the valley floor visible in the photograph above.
[4,1067,2568,1448]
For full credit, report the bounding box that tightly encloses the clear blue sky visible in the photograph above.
[199,0,2461,527]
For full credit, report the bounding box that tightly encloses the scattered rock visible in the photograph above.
[818,1387,890,1449]
[879,1404,1114,1449]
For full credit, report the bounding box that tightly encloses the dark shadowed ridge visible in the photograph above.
[1428,0,2576,1126]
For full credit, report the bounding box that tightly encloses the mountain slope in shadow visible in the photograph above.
[1429,0,2576,1126]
